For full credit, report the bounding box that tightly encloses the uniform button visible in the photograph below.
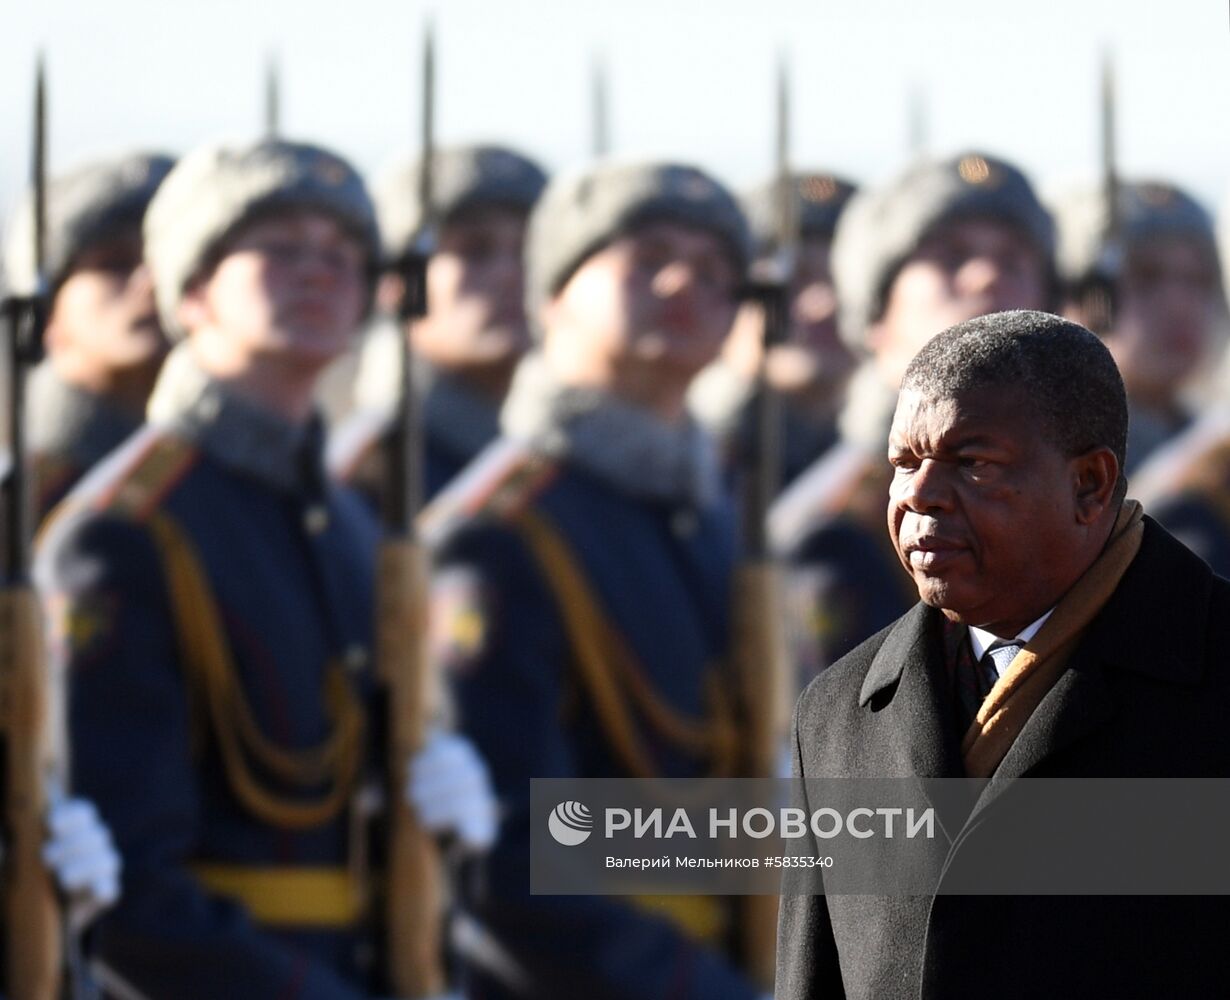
[343,644,368,673]
[303,504,329,534]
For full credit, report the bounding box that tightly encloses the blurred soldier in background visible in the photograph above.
[3,152,173,518]
[35,138,494,999]
[1130,186,1230,577]
[770,151,1055,682]
[423,161,770,999]
[330,145,547,505]
[1053,179,1227,475]
[690,171,858,491]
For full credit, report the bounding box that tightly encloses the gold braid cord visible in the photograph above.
[511,509,739,780]
[148,512,364,830]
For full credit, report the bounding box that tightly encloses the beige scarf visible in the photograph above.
[962,500,1144,778]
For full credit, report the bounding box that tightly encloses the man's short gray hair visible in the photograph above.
[901,310,1128,500]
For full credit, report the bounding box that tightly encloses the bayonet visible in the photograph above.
[264,51,280,140]
[591,52,610,159]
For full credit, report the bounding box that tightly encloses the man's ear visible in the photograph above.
[1072,446,1120,524]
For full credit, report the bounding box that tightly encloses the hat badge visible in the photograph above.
[957,155,998,187]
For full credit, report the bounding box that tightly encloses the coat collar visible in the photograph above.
[858,517,1213,828]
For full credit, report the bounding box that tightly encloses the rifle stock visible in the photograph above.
[1,587,62,1000]
[378,537,445,997]
[732,559,789,989]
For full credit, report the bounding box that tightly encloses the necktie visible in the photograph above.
[982,641,1023,689]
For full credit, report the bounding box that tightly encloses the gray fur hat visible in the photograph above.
[525,160,751,328]
[832,151,1054,352]
[3,151,174,297]
[1051,179,1221,286]
[144,138,379,340]
[374,144,547,263]
[742,171,857,258]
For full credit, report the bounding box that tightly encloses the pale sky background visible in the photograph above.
[1,0,1227,222]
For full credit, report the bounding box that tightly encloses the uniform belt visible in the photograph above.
[628,893,727,945]
[191,863,366,928]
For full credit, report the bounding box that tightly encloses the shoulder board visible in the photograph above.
[326,405,393,483]
[768,440,882,554]
[60,426,201,523]
[418,437,559,550]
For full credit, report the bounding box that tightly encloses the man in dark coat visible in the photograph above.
[775,309,1230,999]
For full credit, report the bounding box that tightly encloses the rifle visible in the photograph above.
[1076,51,1122,334]
[264,51,281,140]
[732,52,795,992]
[590,52,610,159]
[378,22,448,999]
[0,56,69,1000]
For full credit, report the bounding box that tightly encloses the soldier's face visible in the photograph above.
[766,235,856,393]
[1105,235,1224,402]
[887,385,1117,636]
[869,219,1049,389]
[47,226,167,371]
[181,210,368,371]
[542,221,739,409]
[413,207,530,370]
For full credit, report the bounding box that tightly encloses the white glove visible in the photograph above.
[406,731,498,852]
[41,797,122,930]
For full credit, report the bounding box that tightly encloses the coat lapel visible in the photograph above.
[859,603,972,839]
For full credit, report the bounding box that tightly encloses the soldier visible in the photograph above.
[330,145,547,505]
[769,152,1055,682]
[1129,185,1230,577]
[3,152,173,518]
[35,139,495,999]
[690,171,858,491]
[423,161,770,999]
[1052,179,1226,475]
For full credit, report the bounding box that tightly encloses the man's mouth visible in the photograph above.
[903,535,967,571]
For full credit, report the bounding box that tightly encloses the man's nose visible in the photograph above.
[954,254,1004,300]
[898,459,954,514]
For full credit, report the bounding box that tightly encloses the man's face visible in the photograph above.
[543,220,740,403]
[413,206,531,370]
[887,384,1107,636]
[47,225,167,370]
[766,235,856,393]
[870,218,1050,389]
[1105,235,1223,403]
[180,210,368,372]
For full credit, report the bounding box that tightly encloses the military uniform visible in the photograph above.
[2,151,174,518]
[426,161,763,999]
[37,351,382,999]
[26,361,144,517]
[427,358,758,999]
[330,145,547,508]
[1133,407,1230,579]
[770,152,1055,684]
[34,139,397,999]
